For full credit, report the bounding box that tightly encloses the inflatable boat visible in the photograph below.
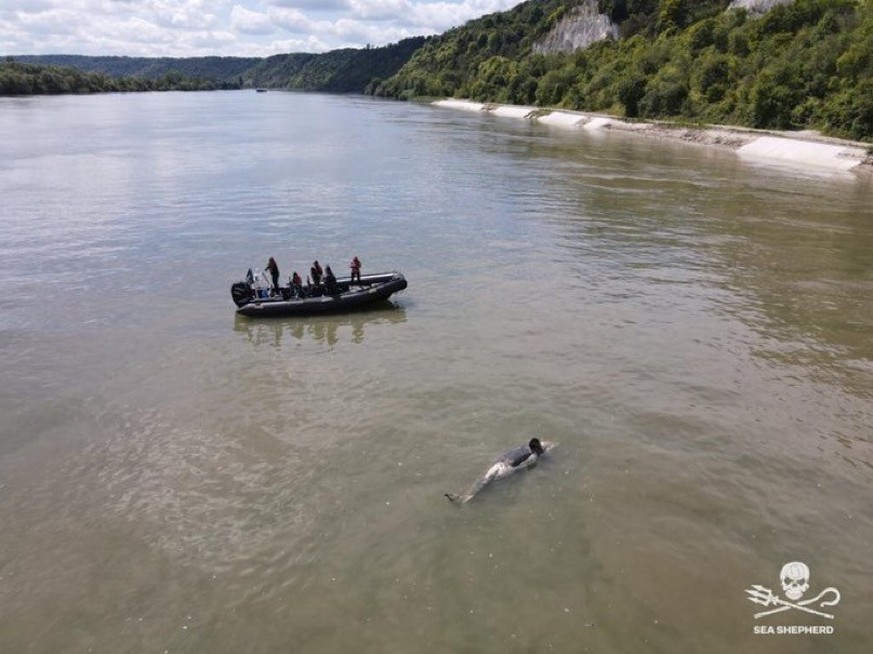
[231,271,407,318]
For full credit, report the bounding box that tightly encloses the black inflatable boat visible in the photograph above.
[231,271,407,318]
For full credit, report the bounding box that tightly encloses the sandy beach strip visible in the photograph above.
[432,99,872,173]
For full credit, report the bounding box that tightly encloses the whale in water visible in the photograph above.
[445,437,558,504]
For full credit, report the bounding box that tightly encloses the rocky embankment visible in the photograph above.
[433,99,873,173]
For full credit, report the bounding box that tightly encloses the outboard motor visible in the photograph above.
[231,281,254,307]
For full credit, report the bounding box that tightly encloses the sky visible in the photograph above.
[1,0,525,58]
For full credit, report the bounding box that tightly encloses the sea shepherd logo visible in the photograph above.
[747,561,840,635]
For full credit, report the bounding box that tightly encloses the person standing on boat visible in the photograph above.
[291,271,303,298]
[324,265,338,295]
[350,256,361,285]
[311,260,323,286]
[265,257,280,295]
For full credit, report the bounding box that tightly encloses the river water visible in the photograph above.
[1,91,871,653]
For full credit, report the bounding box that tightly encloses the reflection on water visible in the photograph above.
[233,302,407,347]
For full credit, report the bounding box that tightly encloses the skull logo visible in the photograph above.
[780,561,810,601]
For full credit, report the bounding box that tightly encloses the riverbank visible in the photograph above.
[433,99,873,174]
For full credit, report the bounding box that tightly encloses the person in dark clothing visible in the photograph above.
[311,260,323,286]
[350,256,361,285]
[291,271,303,298]
[323,265,338,295]
[265,257,280,295]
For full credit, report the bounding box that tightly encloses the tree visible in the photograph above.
[618,75,647,117]
[657,0,686,33]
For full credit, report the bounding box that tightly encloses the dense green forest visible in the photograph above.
[372,0,873,141]
[13,55,260,82]
[241,37,426,92]
[0,61,240,94]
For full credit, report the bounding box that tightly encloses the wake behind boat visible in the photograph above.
[231,271,407,318]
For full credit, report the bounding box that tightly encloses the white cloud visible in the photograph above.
[409,0,520,30]
[230,5,274,35]
[137,0,221,30]
[266,0,351,10]
[0,0,525,57]
[9,0,55,13]
[267,6,313,34]
[268,34,330,53]
[348,0,412,22]
[13,8,83,37]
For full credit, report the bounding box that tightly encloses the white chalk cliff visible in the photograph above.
[532,0,619,55]
[728,0,795,13]
[533,0,804,56]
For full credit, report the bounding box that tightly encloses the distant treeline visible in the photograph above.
[5,37,427,96]
[0,61,242,94]
[370,0,873,141]
[12,54,260,82]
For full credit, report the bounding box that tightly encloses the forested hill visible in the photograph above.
[14,54,260,83]
[371,0,873,141]
[9,37,427,94]
[242,37,426,92]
